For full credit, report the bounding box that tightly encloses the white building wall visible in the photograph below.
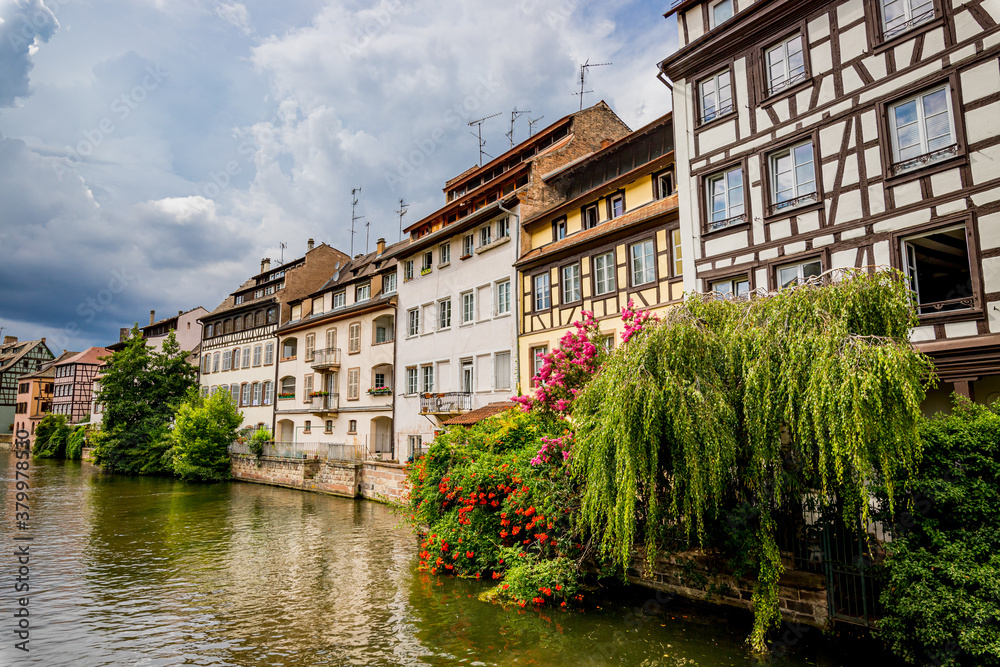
[198,324,278,429]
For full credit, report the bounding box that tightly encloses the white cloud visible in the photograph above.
[0,0,59,107]
[215,1,253,36]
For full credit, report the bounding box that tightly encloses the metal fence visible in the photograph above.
[228,441,362,462]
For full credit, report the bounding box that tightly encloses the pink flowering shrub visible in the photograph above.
[621,298,659,344]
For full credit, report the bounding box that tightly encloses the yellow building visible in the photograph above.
[515,114,682,389]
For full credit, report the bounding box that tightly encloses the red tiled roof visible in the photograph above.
[442,401,517,426]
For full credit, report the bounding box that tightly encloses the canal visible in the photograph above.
[0,453,873,666]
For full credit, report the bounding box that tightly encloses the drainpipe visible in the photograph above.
[271,307,279,441]
[498,198,521,395]
[391,294,398,460]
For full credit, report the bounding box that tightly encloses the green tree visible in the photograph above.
[33,413,70,459]
[571,269,934,652]
[877,397,1000,666]
[170,388,243,482]
[93,327,196,475]
[65,425,87,460]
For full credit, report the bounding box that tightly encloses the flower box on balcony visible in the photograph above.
[308,391,330,397]
[367,387,393,396]
[420,267,432,276]
[277,393,295,400]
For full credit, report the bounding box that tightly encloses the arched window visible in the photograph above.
[281,337,297,359]
[233,317,242,332]
[279,376,295,397]
[245,314,253,330]
[224,319,233,334]
[205,324,213,338]
[266,307,277,324]
[255,311,265,327]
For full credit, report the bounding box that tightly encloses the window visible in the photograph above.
[881,0,935,39]
[534,274,551,310]
[325,328,337,351]
[608,193,625,219]
[404,260,414,281]
[266,307,277,324]
[422,251,433,272]
[291,304,301,322]
[497,217,509,239]
[304,374,313,401]
[710,0,733,28]
[255,289,263,299]
[280,376,295,396]
[212,352,220,373]
[553,217,567,241]
[462,234,474,257]
[700,71,733,123]
[222,350,232,372]
[241,384,251,407]
[765,34,806,95]
[311,297,324,316]
[671,229,683,277]
[231,348,240,369]
[305,334,315,362]
[440,243,451,265]
[409,434,422,454]
[462,291,475,324]
[582,204,599,230]
[479,225,492,247]
[374,372,386,389]
[349,420,358,434]
[630,240,656,286]
[348,323,361,353]
[406,367,418,395]
[282,338,297,359]
[264,342,274,365]
[494,351,511,390]
[711,276,751,298]
[347,368,360,400]
[374,316,394,344]
[224,319,232,334]
[383,272,397,294]
[591,252,616,296]
[304,420,311,433]
[333,291,346,310]
[205,324,213,338]
[253,382,262,407]
[242,347,251,369]
[325,420,333,432]
[888,85,956,174]
[356,283,370,302]
[706,167,745,231]
[496,280,511,315]
[777,258,823,288]
[531,346,548,380]
[421,365,434,393]
[769,141,817,212]
[656,170,674,199]
[439,298,452,329]
[255,311,264,327]
[407,309,420,337]
[902,225,974,315]
[562,264,581,303]
[202,354,211,374]
[253,345,262,367]
[263,381,273,405]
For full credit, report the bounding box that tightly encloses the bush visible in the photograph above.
[33,414,70,459]
[249,428,272,459]
[170,388,243,482]
[878,397,1000,666]
[65,426,87,460]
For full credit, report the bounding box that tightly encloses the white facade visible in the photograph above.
[394,201,520,460]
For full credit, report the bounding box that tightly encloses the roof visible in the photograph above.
[442,401,517,426]
[517,194,679,267]
[314,239,409,296]
[664,0,700,18]
[0,340,51,374]
[142,306,207,333]
[56,347,111,368]
[275,293,396,336]
[20,351,79,380]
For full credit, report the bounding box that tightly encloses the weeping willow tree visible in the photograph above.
[572,269,935,652]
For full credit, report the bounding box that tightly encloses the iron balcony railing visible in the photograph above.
[309,393,340,413]
[419,392,473,415]
[228,440,362,462]
[311,348,342,370]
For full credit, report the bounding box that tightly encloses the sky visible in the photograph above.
[0,0,678,353]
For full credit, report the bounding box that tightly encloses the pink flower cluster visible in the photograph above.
[621,299,659,344]
[530,435,572,466]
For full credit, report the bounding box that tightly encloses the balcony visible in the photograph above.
[419,392,473,416]
[311,348,341,371]
[310,393,340,414]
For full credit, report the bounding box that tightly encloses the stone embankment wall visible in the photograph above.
[628,551,828,628]
[81,446,95,462]
[230,455,408,504]
[0,434,12,451]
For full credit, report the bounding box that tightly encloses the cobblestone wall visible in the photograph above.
[230,455,408,504]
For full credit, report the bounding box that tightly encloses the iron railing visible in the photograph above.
[419,392,473,415]
[311,348,342,370]
[890,143,959,176]
[706,213,747,233]
[309,393,340,412]
[229,440,362,462]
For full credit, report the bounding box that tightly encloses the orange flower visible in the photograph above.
[466,551,475,559]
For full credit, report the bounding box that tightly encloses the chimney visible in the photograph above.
[119,328,129,342]
[261,257,271,273]
[4,335,17,345]
[307,238,315,252]
[40,337,45,345]
[178,310,183,316]
[376,237,386,255]
[150,310,156,325]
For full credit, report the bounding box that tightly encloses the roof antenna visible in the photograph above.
[396,198,408,242]
[350,187,363,256]
[506,107,531,148]
[279,242,287,265]
[468,112,502,167]
[365,219,371,254]
[528,116,545,137]
[574,59,612,111]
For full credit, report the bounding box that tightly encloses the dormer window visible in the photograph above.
[881,0,934,39]
[582,204,599,230]
[356,283,370,302]
[333,292,346,310]
[709,0,733,29]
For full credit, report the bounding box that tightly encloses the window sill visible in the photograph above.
[476,236,510,255]
[347,350,360,355]
[459,254,473,261]
[494,312,511,319]
[696,109,736,133]
[764,197,823,221]
[438,262,451,269]
[885,152,965,186]
[702,217,750,237]
[761,76,813,106]
[916,306,984,326]
[872,15,944,54]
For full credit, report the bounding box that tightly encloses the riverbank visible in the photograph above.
[229,453,407,504]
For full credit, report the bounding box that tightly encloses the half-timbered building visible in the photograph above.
[0,336,54,434]
[51,347,109,424]
[660,0,1000,410]
[516,113,682,388]
[14,350,78,446]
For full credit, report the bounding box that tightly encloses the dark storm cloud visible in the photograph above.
[0,0,58,107]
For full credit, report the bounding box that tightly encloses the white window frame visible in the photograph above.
[777,258,823,289]
[348,323,361,353]
[630,240,656,287]
[699,70,733,123]
[479,225,492,247]
[494,351,512,391]
[888,84,956,172]
[462,234,474,257]
[706,167,745,230]
[497,216,510,239]
[769,140,817,211]
[421,365,434,393]
[495,279,511,316]
[671,229,683,278]
[561,263,581,303]
[439,243,451,265]
[406,367,418,395]
[461,291,475,324]
[333,291,346,310]
[407,309,419,337]
[594,252,616,296]
[711,276,751,299]
[253,344,262,367]
[881,0,935,39]
[356,283,370,302]
[264,343,274,366]
[709,0,733,28]
[534,273,551,310]
[765,33,806,95]
[242,347,251,368]
[582,204,599,230]
[439,298,452,329]
[383,272,397,294]
[609,194,625,219]
[531,345,548,380]
[404,260,414,281]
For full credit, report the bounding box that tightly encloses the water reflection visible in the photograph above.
[0,454,854,666]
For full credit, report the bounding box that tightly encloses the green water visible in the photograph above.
[0,453,870,666]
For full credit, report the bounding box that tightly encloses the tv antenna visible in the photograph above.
[528,115,545,137]
[468,112,501,166]
[350,187,363,256]
[365,219,371,254]
[279,242,287,265]
[574,60,612,111]
[506,107,532,148]
[396,198,408,242]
